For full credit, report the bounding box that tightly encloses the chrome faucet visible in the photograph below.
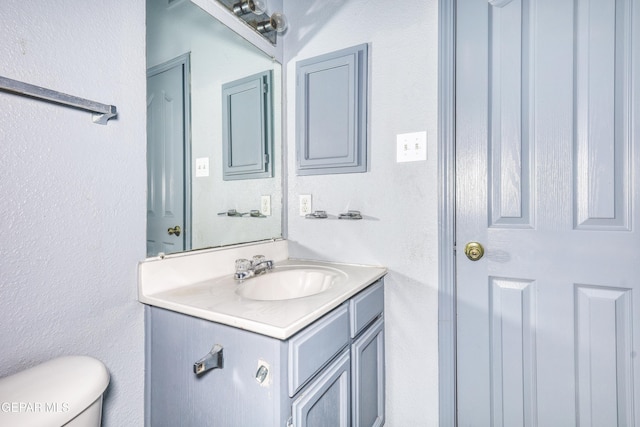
[234,255,274,281]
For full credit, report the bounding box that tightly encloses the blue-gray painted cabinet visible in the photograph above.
[221,70,273,181]
[295,44,368,176]
[145,279,384,426]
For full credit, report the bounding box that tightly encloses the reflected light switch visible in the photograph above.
[196,157,209,177]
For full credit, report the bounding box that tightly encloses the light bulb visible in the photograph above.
[250,0,267,15]
[257,12,288,34]
[270,12,288,33]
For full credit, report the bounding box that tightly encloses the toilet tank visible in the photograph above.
[0,356,110,427]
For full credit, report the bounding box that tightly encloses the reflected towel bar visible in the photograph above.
[0,75,117,125]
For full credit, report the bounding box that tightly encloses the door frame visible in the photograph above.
[147,53,193,253]
[437,0,456,425]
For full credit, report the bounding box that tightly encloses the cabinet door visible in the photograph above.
[291,349,350,427]
[295,44,368,176]
[352,317,385,427]
[221,70,273,180]
[145,307,286,427]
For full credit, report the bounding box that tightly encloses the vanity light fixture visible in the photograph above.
[232,0,267,16]
[257,12,288,34]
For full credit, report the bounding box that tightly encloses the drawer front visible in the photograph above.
[288,304,349,397]
[349,280,384,338]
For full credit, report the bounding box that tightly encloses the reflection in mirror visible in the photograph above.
[221,70,273,181]
[146,0,282,257]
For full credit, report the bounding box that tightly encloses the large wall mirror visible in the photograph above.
[146,0,282,257]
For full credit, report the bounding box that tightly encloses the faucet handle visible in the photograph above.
[235,258,252,272]
[252,255,266,265]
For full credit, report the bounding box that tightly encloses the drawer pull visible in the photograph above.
[193,344,224,375]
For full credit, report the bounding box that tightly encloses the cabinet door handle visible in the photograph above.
[193,344,224,375]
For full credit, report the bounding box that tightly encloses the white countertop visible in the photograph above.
[139,257,387,340]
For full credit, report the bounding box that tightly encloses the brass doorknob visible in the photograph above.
[168,225,181,237]
[464,242,484,261]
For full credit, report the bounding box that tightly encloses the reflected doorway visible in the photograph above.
[146,54,192,256]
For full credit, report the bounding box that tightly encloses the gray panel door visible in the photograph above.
[147,59,188,256]
[456,0,639,425]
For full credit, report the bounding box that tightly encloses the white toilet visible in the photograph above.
[0,356,110,427]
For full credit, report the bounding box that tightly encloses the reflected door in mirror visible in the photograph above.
[147,57,190,256]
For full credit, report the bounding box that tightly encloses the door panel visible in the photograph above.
[489,278,537,427]
[456,0,639,425]
[147,60,187,256]
[574,0,632,230]
[488,0,533,227]
[575,285,634,426]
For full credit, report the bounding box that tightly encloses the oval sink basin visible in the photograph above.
[236,266,346,301]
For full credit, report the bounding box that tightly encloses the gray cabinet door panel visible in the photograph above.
[352,317,385,427]
[292,349,351,427]
[222,70,273,180]
[145,306,287,426]
[296,44,368,175]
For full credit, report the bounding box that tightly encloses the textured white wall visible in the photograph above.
[0,0,146,425]
[282,0,440,424]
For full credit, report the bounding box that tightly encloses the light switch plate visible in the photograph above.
[195,157,210,177]
[396,131,427,162]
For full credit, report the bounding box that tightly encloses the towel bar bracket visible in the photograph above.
[92,106,118,125]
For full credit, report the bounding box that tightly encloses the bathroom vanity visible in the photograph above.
[139,240,386,426]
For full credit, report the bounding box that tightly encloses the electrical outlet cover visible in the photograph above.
[261,195,271,216]
[299,195,312,216]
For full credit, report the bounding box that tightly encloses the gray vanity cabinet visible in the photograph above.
[145,279,384,427]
